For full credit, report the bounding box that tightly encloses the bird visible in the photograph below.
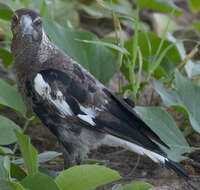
[11,8,188,178]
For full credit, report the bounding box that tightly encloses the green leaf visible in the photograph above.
[193,21,200,33]
[124,31,182,79]
[55,165,121,190]
[0,147,13,154]
[136,0,182,16]
[0,0,21,14]
[0,48,13,67]
[14,130,38,175]
[78,39,129,55]
[155,82,189,116]
[13,151,62,164]
[80,0,134,18]
[156,72,200,133]
[38,151,62,163]
[0,156,10,180]
[134,106,196,162]
[39,167,59,179]
[10,163,27,181]
[43,19,117,84]
[122,181,152,190]
[0,79,26,116]
[0,7,13,20]
[21,172,60,190]
[139,32,181,63]
[0,115,22,145]
[0,180,24,190]
[189,0,200,13]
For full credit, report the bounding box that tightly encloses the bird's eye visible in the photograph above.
[33,17,42,26]
[12,14,18,24]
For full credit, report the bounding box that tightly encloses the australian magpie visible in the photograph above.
[11,8,188,178]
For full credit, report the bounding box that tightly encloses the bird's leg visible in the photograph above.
[60,144,73,169]
[60,143,85,169]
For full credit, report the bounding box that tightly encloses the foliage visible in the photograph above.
[0,0,200,189]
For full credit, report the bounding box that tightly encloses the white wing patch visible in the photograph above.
[103,135,168,164]
[34,73,73,117]
[77,114,96,126]
[34,73,100,125]
[77,105,100,126]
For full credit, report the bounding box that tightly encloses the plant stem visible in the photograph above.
[13,116,35,155]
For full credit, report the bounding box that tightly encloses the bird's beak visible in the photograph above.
[20,15,33,36]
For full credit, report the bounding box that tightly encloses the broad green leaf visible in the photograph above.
[0,156,10,180]
[174,72,200,133]
[0,7,13,20]
[185,61,200,78]
[55,165,121,190]
[134,106,195,161]
[125,31,182,64]
[193,21,200,33]
[166,33,198,78]
[10,163,27,181]
[14,130,38,175]
[39,167,59,179]
[0,79,26,116]
[38,151,62,163]
[0,115,21,145]
[0,0,21,14]
[152,13,180,36]
[136,0,182,16]
[21,172,60,190]
[189,0,200,13]
[53,0,79,28]
[43,19,117,84]
[13,151,62,164]
[124,32,181,80]
[0,180,24,190]
[0,48,13,67]
[80,0,134,18]
[122,181,152,190]
[156,72,200,133]
[0,20,12,40]
[40,0,54,20]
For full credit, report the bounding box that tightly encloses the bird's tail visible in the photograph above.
[165,159,189,179]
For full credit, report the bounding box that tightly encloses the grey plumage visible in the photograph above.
[11,8,188,178]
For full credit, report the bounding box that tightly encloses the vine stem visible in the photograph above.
[13,116,35,155]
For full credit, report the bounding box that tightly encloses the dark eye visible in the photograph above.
[33,17,42,26]
[12,14,18,24]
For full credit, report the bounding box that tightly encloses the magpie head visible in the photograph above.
[11,8,43,42]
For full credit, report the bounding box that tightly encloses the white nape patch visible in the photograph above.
[34,74,73,117]
[77,105,99,126]
[103,135,168,164]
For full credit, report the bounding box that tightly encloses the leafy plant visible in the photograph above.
[0,0,200,189]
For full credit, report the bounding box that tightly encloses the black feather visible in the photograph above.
[103,88,170,149]
[165,159,189,179]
